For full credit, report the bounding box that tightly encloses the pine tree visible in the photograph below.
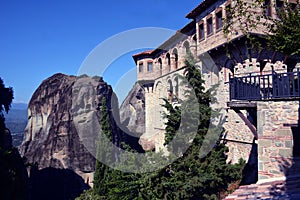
[162,98,181,146]
[90,52,245,199]
[94,96,143,200]
[93,96,113,197]
[142,51,245,199]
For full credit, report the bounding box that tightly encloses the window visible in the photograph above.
[264,0,272,17]
[166,53,171,72]
[216,11,223,31]
[174,77,179,98]
[147,62,153,72]
[173,49,178,69]
[276,0,284,10]
[174,54,178,69]
[138,63,143,73]
[184,41,190,54]
[167,80,173,102]
[199,23,204,40]
[207,17,213,36]
[158,58,162,75]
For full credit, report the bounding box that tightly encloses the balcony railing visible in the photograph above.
[229,69,300,101]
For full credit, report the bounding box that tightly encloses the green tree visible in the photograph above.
[0,78,28,200]
[0,78,13,113]
[139,51,245,199]
[266,3,300,59]
[93,96,142,200]
[93,97,113,196]
[0,78,13,129]
[227,0,300,63]
[162,99,181,146]
[83,52,245,199]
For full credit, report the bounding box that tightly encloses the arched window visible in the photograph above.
[174,76,179,98]
[173,49,178,69]
[158,58,162,75]
[167,79,173,102]
[184,41,190,55]
[166,53,171,72]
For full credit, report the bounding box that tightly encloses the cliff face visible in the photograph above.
[119,82,145,137]
[19,73,120,188]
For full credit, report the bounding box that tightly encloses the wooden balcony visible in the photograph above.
[229,69,300,101]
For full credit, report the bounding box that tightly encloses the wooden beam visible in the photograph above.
[227,101,257,108]
[234,109,258,139]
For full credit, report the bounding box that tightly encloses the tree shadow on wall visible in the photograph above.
[269,97,300,199]
[240,140,258,185]
[28,166,90,200]
[269,150,300,199]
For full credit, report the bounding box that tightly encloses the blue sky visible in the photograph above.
[0,0,201,104]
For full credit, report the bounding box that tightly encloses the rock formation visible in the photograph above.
[119,82,147,152]
[19,73,121,192]
[119,82,145,137]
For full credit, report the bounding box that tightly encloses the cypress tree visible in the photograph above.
[140,51,245,199]
[93,96,113,197]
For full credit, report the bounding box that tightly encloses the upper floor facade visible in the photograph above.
[134,0,299,82]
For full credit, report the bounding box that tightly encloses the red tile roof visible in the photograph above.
[132,50,154,57]
[186,0,216,19]
[132,50,154,63]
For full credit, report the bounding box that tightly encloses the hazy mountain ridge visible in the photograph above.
[4,103,28,146]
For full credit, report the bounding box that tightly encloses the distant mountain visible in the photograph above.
[11,102,28,110]
[4,103,28,146]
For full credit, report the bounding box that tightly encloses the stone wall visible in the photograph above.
[138,50,257,166]
[257,101,299,180]
[139,69,186,152]
[223,109,255,163]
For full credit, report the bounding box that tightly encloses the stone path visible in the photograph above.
[224,177,300,199]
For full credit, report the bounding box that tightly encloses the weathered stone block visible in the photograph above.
[275,142,284,147]
[276,129,291,136]
[259,139,272,147]
[258,175,269,180]
[282,105,292,109]
[257,102,268,110]
[258,146,263,155]
[258,162,264,171]
[269,170,281,174]
[279,149,292,157]
[257,111,265,134]
[259,156,269,162]
[285,140,293,148]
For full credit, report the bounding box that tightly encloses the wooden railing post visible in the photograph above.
[298,68,300,97]
[272,69,276,99]
[229,73,232,101]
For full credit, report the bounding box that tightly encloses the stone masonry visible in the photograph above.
[128,0,300,185]
[257,101,299,180]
